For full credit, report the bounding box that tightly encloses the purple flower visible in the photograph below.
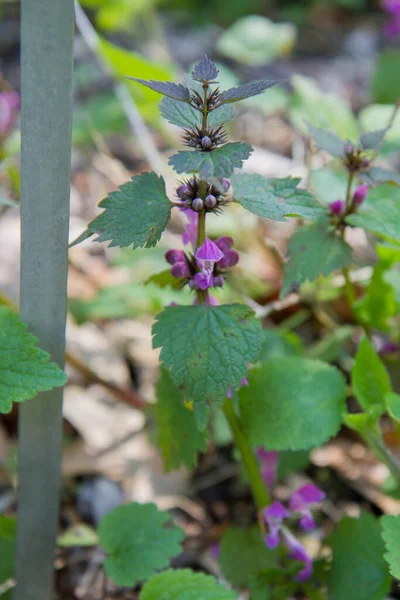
[205,194,217,208]
[263,501,288,549]
[210,542,220,559]
[215,236,233,252]
[165,249,185,265]
[256,448,279,491]
[289,484,325,531]
[384,0,400,12]
[226,377,248,399]
[352,184,368,206]
[219,249,239,269]
[171,261,191,279]
[282,529,313,582]
[383,0,400,35]
[329,199,346,217]
[194,271,214,290]
[176,183,191,200]
[0,91,19,139]
[213,274,224,287]
[182,209,198,248]
[195,238,224,264]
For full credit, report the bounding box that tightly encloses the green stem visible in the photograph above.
[223,397,270,510]
[363,430,400,484]
[342,171,357,308]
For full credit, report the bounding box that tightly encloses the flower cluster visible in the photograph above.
[176,176,231,214]
[383,0,400,36]
[263,484,325,582]
[0,91,19,141]
[342,143,371,173]
[329,183,369,219]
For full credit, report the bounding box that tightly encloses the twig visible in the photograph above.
[74,1,169,178]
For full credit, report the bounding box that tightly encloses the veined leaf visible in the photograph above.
[169,142,253,179]
[220,79,283,104]
[347,197,400,244]
[381,514,400,579]
[360,128,389,150]
[127,77,191,102]
[191,54,219,83]
[351,337,391,415]
[140,569,237,600]
[160,96,235,129]
[307,122,346,158]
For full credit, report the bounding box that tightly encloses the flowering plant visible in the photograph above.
[69,55,400,598]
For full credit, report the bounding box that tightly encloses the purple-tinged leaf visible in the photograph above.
[306,122,346,158]
[191,54,219,83]
[126,77,191,102]
[219,79,283,104]
[360,128,389,150]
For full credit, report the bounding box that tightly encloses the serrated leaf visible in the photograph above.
[0,307,67,414]
[381,514,400,579]
[220,79,282,104]
[220,526,278,588]
[70,172,171,249]
[155,370,207,471]
[126,77,191,102]
[327,515,390,600]
[360,166,400,187]
[385,392,400,421]
[160,96,235,130]
[152,304,263,430]
[98,502,184,586]
[239,358,346,451]
[140,569,238,600]
[360,128,389,150]
[191,54,219,82]
[169,142,253,179]
[347,196,400,244]
[306,122,346,158]
[231,173,325,222]
[351,337,391,415]
[281,225,352,297]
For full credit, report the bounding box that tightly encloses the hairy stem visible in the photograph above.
[223,397,270,510]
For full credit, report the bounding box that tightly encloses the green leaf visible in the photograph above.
[155,370,207,471]
[351,337,391,414]
[145,269,184,290]
[306,326,354,362]
[307,122,346,158]
[281,225,352,297]
[140,569,238,600]
[385,392,400,421]
[70,172,171,249]
[217,15,296,66]
[372,49,400,105]
[327,515,390,600]
[127,77,191,102]
[277,450,310,480]
[0,307,67,414]
[354,257,398,331]
[360,128,389,151]
[360,167,400,187]
[359,104,400,147]
[191,54,219,83]
[239,358,346,451]
[98,502,184,586]
[219,526,278,588]
[152,304,263,430]
[381,514,400,579]
[0,516,16,586]
[57,524,99,547]
[347,197,400,244]
[169,143,253,179]
[220,79,283,104]
[343,412,375,435]
[160,96,236,129]
[231,173,325,222]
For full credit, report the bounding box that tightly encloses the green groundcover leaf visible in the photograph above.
[239,357,346,451]
[98,502,184,587]
[160,96,236,130]
[381,514,400,579]
[351,337,391,415]
[0,307,67,414]
[152,304,263,430]
[347,198,400,244]
[70,172,171,249]
[169,142,253,179]
[220,526,278,588]
[0,517,15,586]
[231,173,325,222]
[155,370,208,471]
[327,515,390,600]
[385,392,400,422]
[281,225,352,297]
[140,569,237,600]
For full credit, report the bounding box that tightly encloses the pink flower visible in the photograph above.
[329,199,346,217]
[263,501,288,549]
[195,238,224,264]
[282,529,313,582]
[382,0,400,35]
[289,484,325,531]
[352,184,368,206]
[0,91,20,139]
[256,448,279,491]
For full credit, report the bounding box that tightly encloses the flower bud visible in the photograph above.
[201,136,212,149]
[205,194,217,208]
[194,271,214,290]
[176,184,191,199]
[213,275,224,287]
[329,199,346,217]
[215,236,233,252]
[219,249,239,268]
[171,261,190,278]
[344,143,353,155]
[352,184,368,206]
[165,249,185,265]
[361,158,371,169]
[188,278,199,290]
[192,197,204,211]
[222,177,231,191]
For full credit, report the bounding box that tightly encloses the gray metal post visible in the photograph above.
[15,1,74,598]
